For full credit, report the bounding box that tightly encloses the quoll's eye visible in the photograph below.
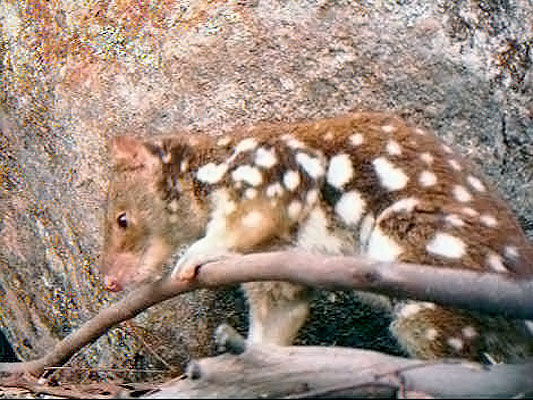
[117,212,128,229]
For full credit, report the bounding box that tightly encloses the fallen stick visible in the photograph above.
[145,341,533,399]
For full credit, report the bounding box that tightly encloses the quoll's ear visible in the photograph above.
[110,136,160,173]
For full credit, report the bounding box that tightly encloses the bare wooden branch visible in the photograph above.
[144,345,533,399]
[1,251,532,380]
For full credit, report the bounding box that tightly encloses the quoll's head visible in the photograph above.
[100,136,205,292]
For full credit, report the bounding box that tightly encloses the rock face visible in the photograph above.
[0,0,531,382]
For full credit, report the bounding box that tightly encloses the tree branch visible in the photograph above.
[144,343,533,399]
[1,251,532,380]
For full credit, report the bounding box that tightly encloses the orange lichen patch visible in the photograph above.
[62,56,112,91]
[0,2,76,120]
[115,0,177,33]
[17,0,70,68]
[1,0,241,99]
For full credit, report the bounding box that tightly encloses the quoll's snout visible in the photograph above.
[103,275,123,292]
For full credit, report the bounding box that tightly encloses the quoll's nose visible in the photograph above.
[104,276,123,292]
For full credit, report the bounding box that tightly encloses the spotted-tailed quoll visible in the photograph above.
[101,112,533,362]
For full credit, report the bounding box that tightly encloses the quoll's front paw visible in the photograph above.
[215,323,246,355]
[171,252,237,281]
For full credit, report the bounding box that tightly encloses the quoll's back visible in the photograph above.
[103,112,533,362]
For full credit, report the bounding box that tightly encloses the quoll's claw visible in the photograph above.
[171,252,236,281]
[174,266,197,281]
[171,259,198,282]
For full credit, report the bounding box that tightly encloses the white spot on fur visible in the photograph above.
[283,135,306,149]
[398,304,423,319]
[289,139,306,149]
[324,131,334,141]
[161,152,171,163]
[420,152,433,165]
[480,214,498,227]
[372,157,409,191]
[461,207,479,217]
[235,138,258,154]
[367,227,403,261]
[378,197,419,224]
[487,252,507,273]
[397,302,436,319]
[255,147,278,169]
[297,207,344,254]
[180,159,189,172]
[217,136,231,146]
[197,162,229,184]
[244,188,257,199]
[327,154,354,189]
[227,138,259,163]
[426,232,466,259]
[349,133,364,146]
[241,211,264,228]
[504,246,519,259]
[419,170,437,187]
[232,165,263,187]
[445,214,465,227]
[426,328,439,341]
[453,185,472,202]
[467,175,486,192]
[448,159,462,171]
[462,326,478,339]
[391,197,419,213]
[359,213,375,251]
[266,182,284,198]
[386,140,402,156]
[306,189,319,205]
[283,170,300,191]
[381,124,397,133]
[415,128,427,135]
[447,337,464,351]
[296,152,325,179]
[288,201,302,220]
[335,190,366,226]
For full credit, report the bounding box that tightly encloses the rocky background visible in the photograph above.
[1,0,532,384]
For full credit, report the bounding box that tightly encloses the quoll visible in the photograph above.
[101,112,533,362]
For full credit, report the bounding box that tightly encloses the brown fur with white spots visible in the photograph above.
[101,112,533,362]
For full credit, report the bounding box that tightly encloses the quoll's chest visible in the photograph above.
[158,112,532,275]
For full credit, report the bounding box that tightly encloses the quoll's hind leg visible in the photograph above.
[242,281,311,346]
[368,206,533,363]
[390,302,533,362]
[390,302,483,360]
